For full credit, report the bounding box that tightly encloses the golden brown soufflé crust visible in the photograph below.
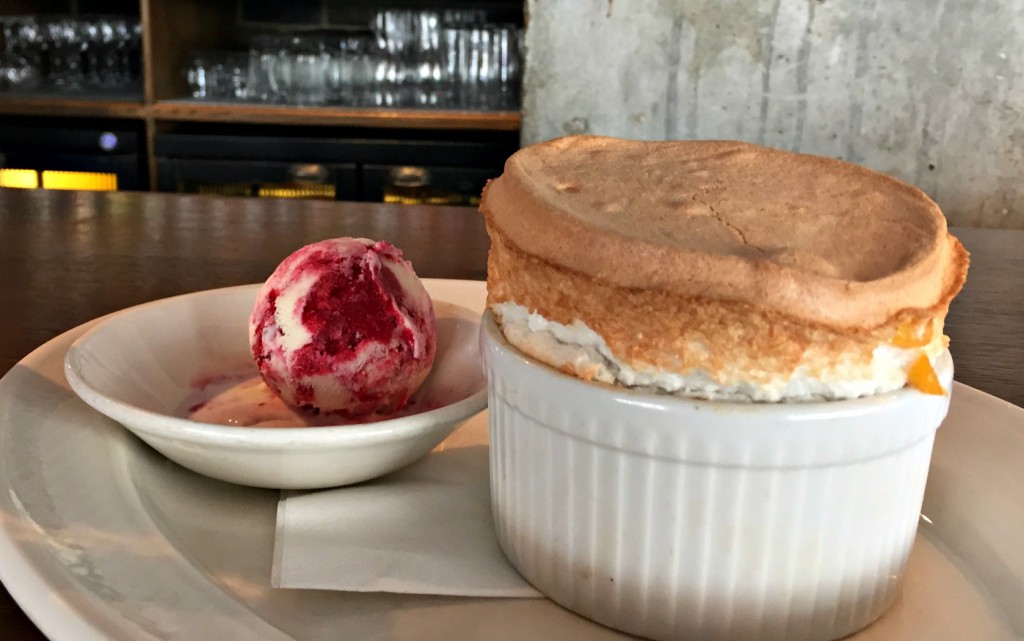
[480,135,969,383]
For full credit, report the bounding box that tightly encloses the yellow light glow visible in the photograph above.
[41,171,117,191]
[257,185,336,200]
[0,169,39,189]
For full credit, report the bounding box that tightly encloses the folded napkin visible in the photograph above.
[272,413,543,598]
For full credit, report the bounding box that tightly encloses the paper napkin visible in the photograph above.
[272,414,542,598]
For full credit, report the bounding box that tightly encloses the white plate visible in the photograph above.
[0,279,1021,641]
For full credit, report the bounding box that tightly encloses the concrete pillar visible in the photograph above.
[523,0,1024,228]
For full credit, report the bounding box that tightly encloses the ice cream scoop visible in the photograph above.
[249,238,436,417]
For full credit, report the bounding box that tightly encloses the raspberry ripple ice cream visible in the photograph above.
[249,238,436,418]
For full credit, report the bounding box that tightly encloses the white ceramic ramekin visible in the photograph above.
[480,312,954,641]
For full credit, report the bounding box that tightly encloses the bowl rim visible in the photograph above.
[480,309,953,420]
[64,284,488,448]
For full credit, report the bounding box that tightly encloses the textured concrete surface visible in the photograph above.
[523,0,1024,228]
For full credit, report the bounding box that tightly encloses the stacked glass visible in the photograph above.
[183,9,523,110]
[374,9,522,109]
[439,23,522,110]
[242,33,377,106]
[185,51,248,100]
[0,15,142,92]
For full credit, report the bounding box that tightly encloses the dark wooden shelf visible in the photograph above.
[0,94,520,130]
[0,94,146,119]
[149,100,522,131]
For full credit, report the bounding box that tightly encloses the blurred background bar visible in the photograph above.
[0,0,523,204]
[4,0,1023,228]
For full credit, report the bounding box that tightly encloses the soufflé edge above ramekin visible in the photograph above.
[478,135,969,641]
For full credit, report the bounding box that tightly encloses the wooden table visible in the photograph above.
[0,190,1021,640]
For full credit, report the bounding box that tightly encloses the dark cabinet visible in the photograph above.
[154,128,515,203]
[0,120,143,189]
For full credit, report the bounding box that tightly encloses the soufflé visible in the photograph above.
[482,135,968,402]
[478,135,968,641]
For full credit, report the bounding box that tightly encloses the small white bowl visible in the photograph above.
[481,311,953,641]
[64,284,486,490]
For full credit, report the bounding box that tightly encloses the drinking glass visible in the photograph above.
[288,37,328,105]
[185,52,210,98]
[347,35,379,106]
[247,33,282,102]
[269,35,298,102]
[81,18,103,84]
[371,10,408,106]
[128,19,142,80]
[371,9,445,107]
[442,26,487,109]
[490,25,521,109]
[324,36,345,103]
[109,17,132,85]
[411,11,444,106]
[2,16,45,70]
[441,24,523,110]
[92,17,132,87]
[187,51,247,100]
[43,18,74,87]
[223,51,248,99]
[0,51,41,91]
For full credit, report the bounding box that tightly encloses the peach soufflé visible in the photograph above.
[481,135,968,402]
